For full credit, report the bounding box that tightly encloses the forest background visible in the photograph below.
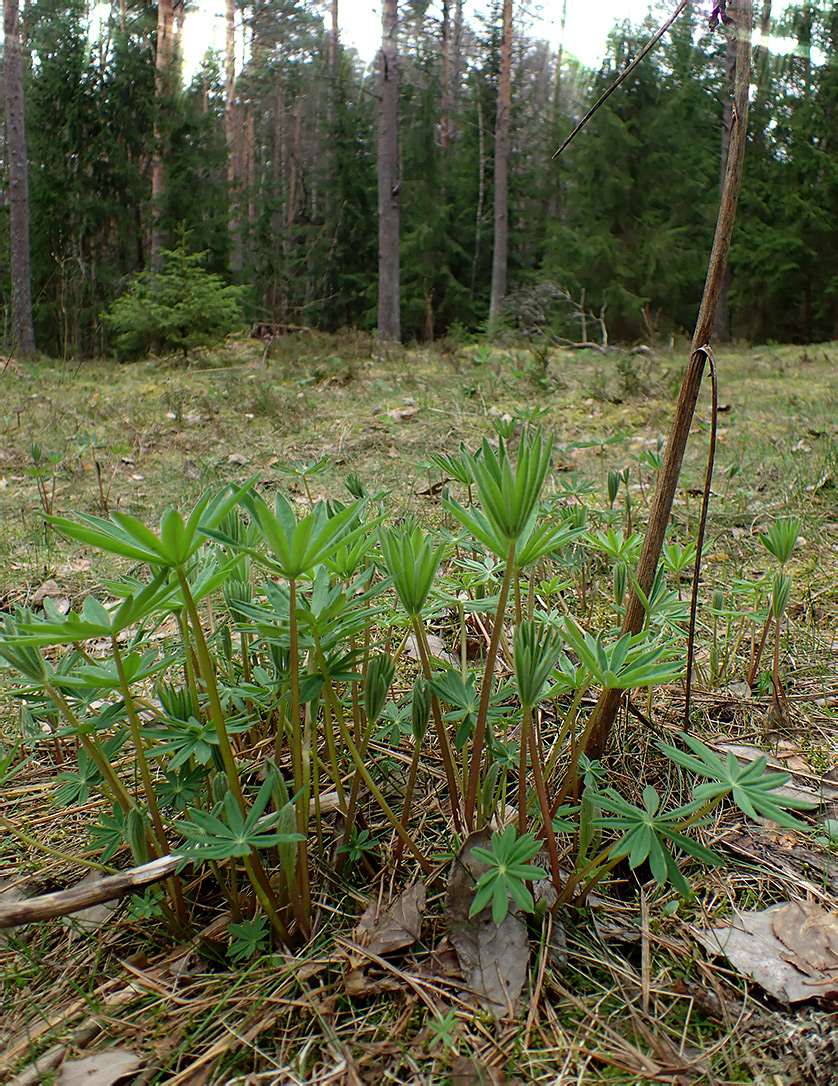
[1,0,836,359]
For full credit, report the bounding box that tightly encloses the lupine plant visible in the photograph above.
[0,432,815,949]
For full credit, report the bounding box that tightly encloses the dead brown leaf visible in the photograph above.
[445,829,529,1018]
[405,631,460,669]
[55,559,92,577]
[692,902,838,1003]
[57,1049,143,1086]
[344,966,405,997]
[32,578,62,604]
[772,900,838,974]
[450,1054,507,1086]
[354,883,426,957]
[386,405,421,422]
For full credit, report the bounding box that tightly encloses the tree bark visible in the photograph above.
[328,0,339,130]
[712,24,738,340]
[470,78,485,297]
[151,0,175,265]
[226,0,242,272]
[4,0,35,355]
[488,0,513,331]
[441,0,452,151]
[377,0,401,342]
[580,0,753,763]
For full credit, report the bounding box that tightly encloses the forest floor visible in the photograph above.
[1,333,838,1084]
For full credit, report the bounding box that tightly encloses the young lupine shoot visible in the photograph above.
[444,430,554,827]
[379,523,461,825]
[447,429,554,555]
[771,572,793,624]
[614,562,627,607]
[274,455,331,507]
[662,540,697,576]
[607,470,621,509]
[378,524,446,618]
[469,825,547,925]
[363,654,396,725]
[662,539,697,600]
[490,413,517,441]
[759,517,801,568]
[584,527,643,566]
[514,620,564,711]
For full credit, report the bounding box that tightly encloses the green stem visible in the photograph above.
[335,711,432,875]
[176,570,289,933]
[314,639,346,809]
[518,706,530,836]
[527,708,563,893]
[550,694,609,815]
[243,854,292,944]
[112,640,187,923]
[394,738,423,866]
[543,685,587,792]
[0,814,117,873]
[45,684,135,817]
[410,616,463,832]
[464,540,516,828]
[287,578,311,919]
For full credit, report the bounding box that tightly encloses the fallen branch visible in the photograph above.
[0,854,185,928]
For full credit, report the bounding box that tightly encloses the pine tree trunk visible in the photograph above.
[323,0,340,329]
[488,0,512,331]
[377,0,400,342]
[452,0,463,129]
[151,0,175,265]
[3,0,35,355]
[329,0,339,112]
[272,83,285,320]
[226,0,242,272]
[712,25,738,341]
[470,80,485,298]
[550,0,568,219]
[441,0,451,151]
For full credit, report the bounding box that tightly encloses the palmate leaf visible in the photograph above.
[593,785,721,897]
[468,825,547,925]
[239,491,372,580]
[659,733,815,830]
[558,619,682,690]
[47,480,255,569]
[177,777,305,861]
